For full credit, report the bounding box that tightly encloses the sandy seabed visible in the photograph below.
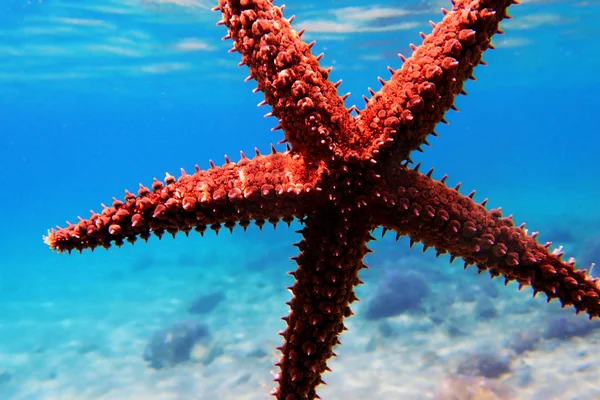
[1,239,599,400]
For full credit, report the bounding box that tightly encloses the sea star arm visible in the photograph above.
[44,152,322,253]
[216,0,356,163]
[370,168,600,318]
[274,209,372,400]
[357,0,516,161]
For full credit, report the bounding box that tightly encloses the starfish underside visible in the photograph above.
[45,0,599,399]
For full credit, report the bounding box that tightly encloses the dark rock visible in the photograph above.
[143,321,209,369]
[456,348,513,379]
[543,313,600,340]
[475,297,497,320]
[364,270,430,320]
[188,291,225,315]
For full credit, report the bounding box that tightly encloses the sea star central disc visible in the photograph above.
[44,1,599,399]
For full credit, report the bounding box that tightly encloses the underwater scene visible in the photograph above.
[1,0,600,399]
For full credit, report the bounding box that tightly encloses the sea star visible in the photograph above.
[44,0,599,399]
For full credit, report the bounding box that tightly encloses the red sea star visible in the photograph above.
[44,0,600,399]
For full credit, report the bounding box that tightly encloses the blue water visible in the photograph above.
[1,0,599,399]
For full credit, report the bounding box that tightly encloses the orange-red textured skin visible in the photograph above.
[359,0,515,162]
[218,0,356,163]
[273,211,371,400]
[45,1,599,400]
[45,153,322,252]
[372,168,600,317]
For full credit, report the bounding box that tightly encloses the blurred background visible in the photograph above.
[0,0,598,399]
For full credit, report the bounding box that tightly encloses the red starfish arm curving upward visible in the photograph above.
[45,152,323,253]
[216,0,356,163]
[274,210,372,400]
[370,168,600,318]
[357,0,516,162]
